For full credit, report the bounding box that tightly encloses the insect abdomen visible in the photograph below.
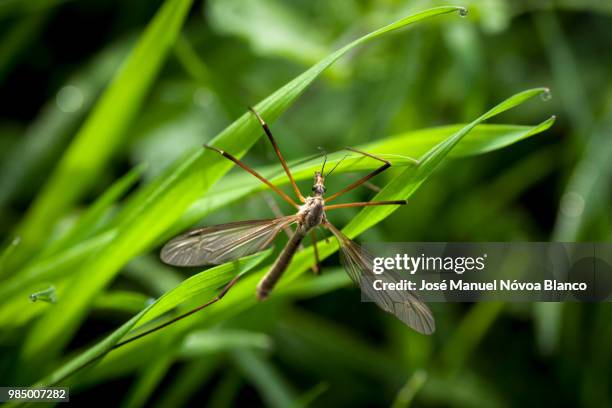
[256,228,306,300]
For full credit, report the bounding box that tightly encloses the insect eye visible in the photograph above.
[312,186,316,191]
[323,186,327,192]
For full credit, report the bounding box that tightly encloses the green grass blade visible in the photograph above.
[14,0,194,261]
[535,12,600,357]
[153,357,220,408]
[207,370,242,408]
[232,349,296,408]
[134,249,271,330]
[43,163,147,256]
[342,88,553,238]
[391,370,427,408]
[439,303,505,374]
[208,0,330,67]
[0,37,132,211]
[290,382,329,408]
[93,291,152,315]
[534,12,591,131]
[123,255,184,296]
[0,231,117,324]
[29,250,269,387]
[121,331,181,408]
[0,237,20,275]
[179,330,273,357]
[0,231,116,305]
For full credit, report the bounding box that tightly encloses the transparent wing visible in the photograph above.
[161,216,298,267]
[324,223,435,335]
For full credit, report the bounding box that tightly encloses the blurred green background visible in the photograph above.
[0,0,611,407]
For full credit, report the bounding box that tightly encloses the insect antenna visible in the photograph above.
[318,147,328,174]
[326,154,349,178]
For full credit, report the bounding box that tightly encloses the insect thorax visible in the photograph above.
[300,197,325,229]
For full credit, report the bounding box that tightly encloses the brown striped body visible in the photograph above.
[256,227,306,299]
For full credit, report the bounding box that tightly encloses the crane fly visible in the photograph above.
[160,108,435,335]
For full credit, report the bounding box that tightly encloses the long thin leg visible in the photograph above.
[50,272,244,386]
[325,147,391,202]
[205,145,299,208]
[346,173,381,192]
[115,273,243,350]
[324,200,407,210]
[362,180,381,193]
[249,107,306,203]
[310,229,321,275]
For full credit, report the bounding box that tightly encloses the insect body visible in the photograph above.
[161,108,435,334]
[257,174,325,300]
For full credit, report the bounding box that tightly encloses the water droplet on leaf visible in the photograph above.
[560,192,584,218]
[458,7,468,17]
[56,85,84,113]
[540,88,552,101]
